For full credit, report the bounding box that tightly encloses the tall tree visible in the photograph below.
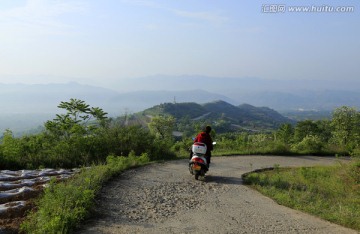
[275,123,294,144]
[294,120,320,143]
[148,115,176,141]
[331,106,360,147]
[45,99,108,139]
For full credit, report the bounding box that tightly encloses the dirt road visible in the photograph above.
[77,156,358,234]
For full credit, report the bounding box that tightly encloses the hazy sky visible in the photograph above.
[0,0,359,88]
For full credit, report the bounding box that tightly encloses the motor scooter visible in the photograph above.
[188,142,215,180]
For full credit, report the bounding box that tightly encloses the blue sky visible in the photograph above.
[0,0,359,88]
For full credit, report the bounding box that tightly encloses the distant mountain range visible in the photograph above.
[114,75,360,111]
[0,82,236,134]
[0,82,234,115]
[115,75,360,93]
[2,76,360,115]
[1,75,359,134]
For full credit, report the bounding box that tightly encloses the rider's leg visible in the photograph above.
[206,152,211,167]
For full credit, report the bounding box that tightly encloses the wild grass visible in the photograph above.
[243,159,360,231]
[20,153,150,234]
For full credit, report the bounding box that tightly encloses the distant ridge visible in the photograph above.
[0,83,235,134]
[0,83,234,115]
[0,79,358,134]
[115,75,360,111]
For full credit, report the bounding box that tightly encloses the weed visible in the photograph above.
[20,155,149,233]
[243,160,360,231]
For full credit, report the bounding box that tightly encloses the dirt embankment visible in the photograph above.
[77,156,358,234]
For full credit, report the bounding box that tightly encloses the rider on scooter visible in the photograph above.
[193,126,213,168]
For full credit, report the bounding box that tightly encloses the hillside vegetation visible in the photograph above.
[1,99,360,169]
[141,100,293,133]
[0,99,359,233]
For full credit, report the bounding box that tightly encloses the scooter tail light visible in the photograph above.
[192,157,205,164]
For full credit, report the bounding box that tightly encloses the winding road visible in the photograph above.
[77,156,358,234]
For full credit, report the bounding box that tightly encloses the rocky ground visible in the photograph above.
[76,156,358,234]
[0,169,78,233]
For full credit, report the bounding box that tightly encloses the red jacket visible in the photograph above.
[194,132,213,154]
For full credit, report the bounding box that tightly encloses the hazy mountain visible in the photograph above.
[0,83,234,134]
[234,90,360,111]
[0,82,234,115]
[0,82,119,113]
[1,76,360,134]
[2,76,359,115]
[115,75,360,93]
[109,89,236,113]
[115,75,360,111]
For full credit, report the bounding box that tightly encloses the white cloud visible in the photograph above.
[121,0,229,26]
[0,0,86,38]
[174,10,229,25]
[120,0,163,9]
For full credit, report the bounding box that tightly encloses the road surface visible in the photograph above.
[77,156,357,234]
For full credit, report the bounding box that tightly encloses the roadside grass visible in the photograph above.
[242,159,360,231]
[20,153,150,234]
[213,148,295,157]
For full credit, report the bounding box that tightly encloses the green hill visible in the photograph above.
[141,100,294,132]
[143,102,206,119]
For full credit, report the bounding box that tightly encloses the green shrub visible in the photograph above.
[20,154,149,233]
[291,135,323,154]
[350,147,360,158]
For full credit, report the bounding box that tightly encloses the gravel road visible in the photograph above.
[76,156,358,234]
